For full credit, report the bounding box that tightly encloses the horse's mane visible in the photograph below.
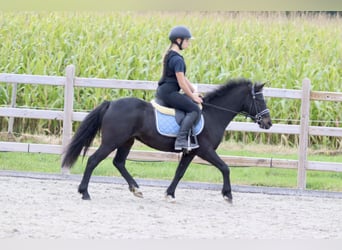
[203,78,252,102]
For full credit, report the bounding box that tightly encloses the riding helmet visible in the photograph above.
[168,25,192,42]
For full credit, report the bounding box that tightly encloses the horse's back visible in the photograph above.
[101,97,153,132]
[109,97,151,112]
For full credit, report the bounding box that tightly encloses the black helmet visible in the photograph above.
[168,25,192,42]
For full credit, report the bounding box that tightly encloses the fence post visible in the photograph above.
[7,83,18,139]
[297,78,311,189]
[61,65,75,172]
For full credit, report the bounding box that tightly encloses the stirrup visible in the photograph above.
[174,129,199,151]
[175,142,199,152]
[175,144,199,151]
[181,143,199,154]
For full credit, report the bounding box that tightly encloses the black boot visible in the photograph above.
[175,111,200,151]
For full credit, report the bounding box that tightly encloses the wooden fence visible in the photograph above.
[0,64,342,190]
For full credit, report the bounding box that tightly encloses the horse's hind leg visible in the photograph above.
[113,139,142,198]
[78,145,114,200]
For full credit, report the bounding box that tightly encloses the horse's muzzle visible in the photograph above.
[258,116,272,129]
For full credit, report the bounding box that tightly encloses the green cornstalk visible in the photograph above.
[0,11,341,147]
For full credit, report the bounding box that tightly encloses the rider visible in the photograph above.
[156,25,203,151]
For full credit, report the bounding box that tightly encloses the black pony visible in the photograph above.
[62,78,272,203]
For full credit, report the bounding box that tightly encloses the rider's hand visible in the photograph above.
[192,93,203,104]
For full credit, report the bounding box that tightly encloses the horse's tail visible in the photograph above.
[61,100,111,168]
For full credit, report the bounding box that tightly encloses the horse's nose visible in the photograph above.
[265,118,272,129]
[261,117,272,129]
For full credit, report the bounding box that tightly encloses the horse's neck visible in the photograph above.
[205,97,242,129]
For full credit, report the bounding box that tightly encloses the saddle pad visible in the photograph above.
[155,109,204,137]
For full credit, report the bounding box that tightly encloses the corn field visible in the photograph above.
[0,11,341,148]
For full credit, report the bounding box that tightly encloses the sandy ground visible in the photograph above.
[0,176,341,239]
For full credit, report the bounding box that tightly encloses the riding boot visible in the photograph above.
[175,111,200,151]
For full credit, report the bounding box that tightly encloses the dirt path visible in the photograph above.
[0,176,341,239]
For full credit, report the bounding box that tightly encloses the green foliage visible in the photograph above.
[0,12,341,147]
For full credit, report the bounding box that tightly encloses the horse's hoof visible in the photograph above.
[82,194,91,200]
[131,187,143,198]
[165,194,176,203]
[223,195,233,204]
[79,189,91,200]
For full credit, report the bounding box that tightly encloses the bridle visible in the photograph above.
[250,84,270,123]
[202,84,270,124]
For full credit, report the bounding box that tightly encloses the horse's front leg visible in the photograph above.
[197,148,232,203]
[166,152,196,202]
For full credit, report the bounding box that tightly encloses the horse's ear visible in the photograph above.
[255,82,266,92]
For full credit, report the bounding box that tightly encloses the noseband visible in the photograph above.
[202,84,269,123]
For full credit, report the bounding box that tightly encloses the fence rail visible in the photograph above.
[1,64,342,190]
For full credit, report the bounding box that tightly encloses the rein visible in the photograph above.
[202,102,256,120]
[202,85,270,122]
[202,102,243,115]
